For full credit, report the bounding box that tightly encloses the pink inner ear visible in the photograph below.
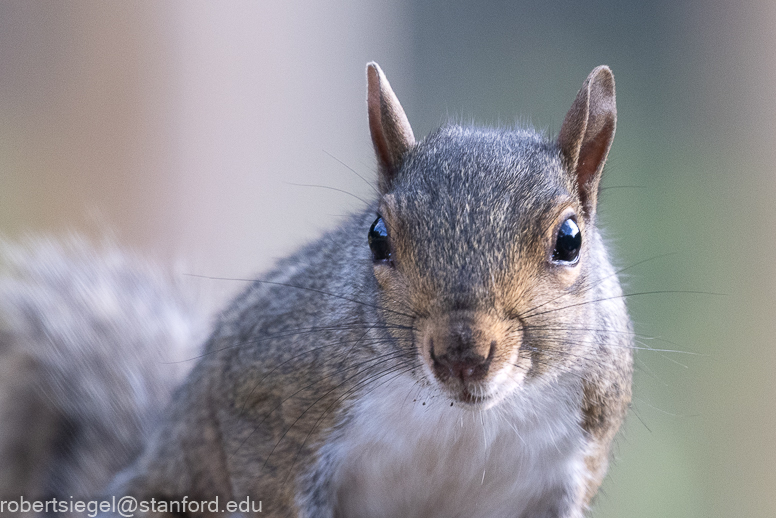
[576,118,615,208]
[368,102,391,171]
[367,66,391,171]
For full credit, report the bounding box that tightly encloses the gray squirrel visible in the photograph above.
[0,63,633,517]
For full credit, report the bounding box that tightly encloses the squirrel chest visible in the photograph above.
[328,373,587,518]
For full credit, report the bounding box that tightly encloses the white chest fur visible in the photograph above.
[327,374,586,518]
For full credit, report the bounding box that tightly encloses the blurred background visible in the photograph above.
[0,1,772,516]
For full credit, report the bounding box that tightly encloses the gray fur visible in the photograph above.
[0,238,203,502]
[0,65,633,517]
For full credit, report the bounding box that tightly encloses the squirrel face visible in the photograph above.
[371,127,591,407]
[366,63,616,408]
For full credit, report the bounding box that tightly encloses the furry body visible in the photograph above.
[0,65,633,517]
[114,122,632,516]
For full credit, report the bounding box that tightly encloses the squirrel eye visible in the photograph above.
[552,218,581,263]
[368,216,392,264]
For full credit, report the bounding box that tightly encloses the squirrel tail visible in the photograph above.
[0,237,204,499]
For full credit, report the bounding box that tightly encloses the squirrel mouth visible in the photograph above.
[453,385,490,406]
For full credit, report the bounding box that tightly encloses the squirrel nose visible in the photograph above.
[430,339,495,383]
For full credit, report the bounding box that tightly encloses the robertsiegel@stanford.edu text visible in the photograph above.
[0,496,262,516]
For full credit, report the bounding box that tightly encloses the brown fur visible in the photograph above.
[0,64,633,517]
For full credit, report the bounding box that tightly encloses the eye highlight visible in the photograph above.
[368,216,392,264]
[552,217,581,263]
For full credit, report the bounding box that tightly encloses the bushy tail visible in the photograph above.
[0,237,205,500]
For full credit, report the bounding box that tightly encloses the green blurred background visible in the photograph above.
[1,1,773,516]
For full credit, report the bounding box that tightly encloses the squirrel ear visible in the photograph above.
[367,62,415,193]
[557,66,617,218]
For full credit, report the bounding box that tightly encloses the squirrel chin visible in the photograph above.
[440,377,521,410]
[455,388,492,407]
[447,390,512,412]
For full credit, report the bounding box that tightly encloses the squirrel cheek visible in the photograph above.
[371,264,414,312]
[551,250,584,287]
[372,263,398,291]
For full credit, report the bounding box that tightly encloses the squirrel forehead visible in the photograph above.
[379,126,576,285]
[386,125,573,223]
[394,125,569,201]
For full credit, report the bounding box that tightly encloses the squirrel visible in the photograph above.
[0,63,632,517]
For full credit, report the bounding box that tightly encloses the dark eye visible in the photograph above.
[368,216,392,264]
[552,218,581,263]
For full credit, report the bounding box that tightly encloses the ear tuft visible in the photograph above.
[367,62,415,193]
[557,66,617,218]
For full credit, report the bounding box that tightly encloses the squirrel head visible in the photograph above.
[366,63,617,408]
